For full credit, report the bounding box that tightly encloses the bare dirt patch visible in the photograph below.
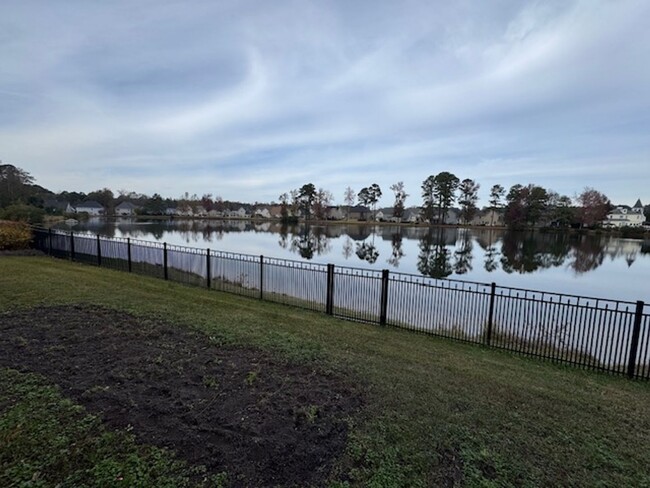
[0,305,362,487]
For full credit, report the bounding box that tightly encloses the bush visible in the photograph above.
[0,220,32,250]
[0,204,45,224]
[620,226,646,239]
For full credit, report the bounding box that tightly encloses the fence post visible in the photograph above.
[70,232,75,261]
[326,264,334,315]
[486,282,496,346]
[48,228,53,256]
[127,238,132,272]
[380,269,389,325]
[627,300,645,379]
[96,234,102,267]
[163,242,168,280]
[206,248,211,289]
[259,255,264,300]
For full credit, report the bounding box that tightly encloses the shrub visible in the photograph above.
[0,220,32,250]
[0,204,45,224]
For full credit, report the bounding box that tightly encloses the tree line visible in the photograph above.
[282,172,625,228]
[1,161,646,227]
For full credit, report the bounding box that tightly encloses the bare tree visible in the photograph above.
[344,187,355,220]
[389,181,409,220]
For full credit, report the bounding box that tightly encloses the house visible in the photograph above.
[471,209,504,227]
[227,207,248,218]
[115,201,139,216]
[67,201,105,216]
[165,206,179,216]
[327,206,346,221]
[603,199,645,228]
[348,205,371,221]
[376,207,395,222]
[44,199,69,214]
[267,205,283,219]
[403,208,422,223]
[254,207,271,219]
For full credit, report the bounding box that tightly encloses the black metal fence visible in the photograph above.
[31,227,650,380]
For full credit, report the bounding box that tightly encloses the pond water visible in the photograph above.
[53,218,650,303]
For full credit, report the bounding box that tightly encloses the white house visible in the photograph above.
[471,209,504,227]
[227,207,248,218]
[254,208,271,219]
[603,199,645,228]
[67,201,105,216]
[115,201,139,216]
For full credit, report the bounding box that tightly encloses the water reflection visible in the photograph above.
[56,218,648,282]
[417,228,454,279]
[289,226,331,259]
[387,233,404,268]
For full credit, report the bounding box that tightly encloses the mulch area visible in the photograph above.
[0,305,362,487]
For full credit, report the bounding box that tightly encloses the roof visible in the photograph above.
[634,199,644,208]
[115,201,138,209]
[77,200,104,209]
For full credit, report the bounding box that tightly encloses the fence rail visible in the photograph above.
[30,227,650,380]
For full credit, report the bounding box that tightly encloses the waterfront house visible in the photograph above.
[227,207,248,218]
[115,201,139,216]
[403,207,422,223]
[67,201,105,216]
[254,207,271,219]
[471,209,504,226]
[327,206,346,221]
[603,199,645,228]
[348,205,371,221]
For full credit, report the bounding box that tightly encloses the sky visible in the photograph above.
[1,0,649,207]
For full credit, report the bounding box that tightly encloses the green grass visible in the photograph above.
[2,256,650,487]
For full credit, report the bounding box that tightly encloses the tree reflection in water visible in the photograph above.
[387,233,404,267]
[356,242,379,264]
[417,228,453,279]
[568,235,606,274]
[61,219,643,281]
[342,236,353,259]
[453,229,473,275]
[289,226,331,260]
[278,224,290,249]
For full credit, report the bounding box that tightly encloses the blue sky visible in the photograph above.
[1,0,649,206]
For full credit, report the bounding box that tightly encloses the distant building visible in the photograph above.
[327,206,346,221]
[115,201,139,216]
[44,199,69,214]
[67,201,105,216]
[254,207,271,219]
[471,209,504,227]
[227,207,248,218]
[348,205,371,221]
[603,199,645,228]
[403,207,422,223]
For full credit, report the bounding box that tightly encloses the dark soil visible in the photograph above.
[0,305,362,487]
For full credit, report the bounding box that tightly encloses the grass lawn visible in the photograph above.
[1,256,650,487]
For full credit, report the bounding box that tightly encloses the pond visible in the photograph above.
[53,218,650,303]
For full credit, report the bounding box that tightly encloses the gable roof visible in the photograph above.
[77,200,104,209]
[115,201,138,210]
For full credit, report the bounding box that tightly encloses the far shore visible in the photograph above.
[45,213,650,237]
